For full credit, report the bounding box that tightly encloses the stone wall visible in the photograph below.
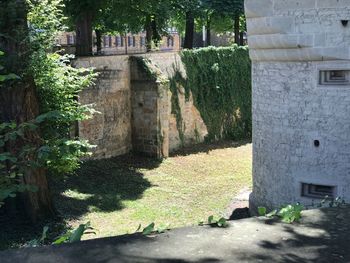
[75,56,132,159]
[143,52,207,151]
[75,52,207,159]
[246,0,350,211]
[130,58,169,158]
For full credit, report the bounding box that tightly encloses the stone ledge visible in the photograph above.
[1,207,350,262]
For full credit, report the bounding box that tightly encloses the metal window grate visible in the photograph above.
[301,183,336,199]
[319,70,350,85]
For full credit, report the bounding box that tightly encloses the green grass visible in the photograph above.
[0,141,252,249]
[52,141,252,240]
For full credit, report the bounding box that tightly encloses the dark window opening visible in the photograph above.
[301,183,336,199]
[140,36,146,47]
[319,70,350,85]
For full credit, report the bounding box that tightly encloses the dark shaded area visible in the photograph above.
[0,210,68,251]
[228,207,250,220]
[233,206,350,263]
[51,154,160,219]
[0,154,159,250]
[170,139,251,157]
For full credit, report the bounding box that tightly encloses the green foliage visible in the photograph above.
[316,196,346,208]
[53,222,94,244]
[28,222,94,247]
[259,203,304,224]
[0,0,97,206]
[258,207,267,216]
[141,222,170,235]
[28,0,97,174]
[142,222,155,235]
[205,215,228,228]
[181,46,252,141]
[278,204,303,223]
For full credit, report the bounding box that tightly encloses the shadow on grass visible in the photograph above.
[0,154,160,251]
[0,209,68,251]
[51,154,161,220]
[170,139,251,157]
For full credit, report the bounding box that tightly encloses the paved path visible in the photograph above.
[1,207,350,263]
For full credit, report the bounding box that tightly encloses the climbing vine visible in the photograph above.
[181,46,251,141]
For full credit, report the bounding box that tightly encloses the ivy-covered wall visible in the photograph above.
[181,46,252,141]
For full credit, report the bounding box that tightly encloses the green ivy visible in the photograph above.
[181,46,252,141]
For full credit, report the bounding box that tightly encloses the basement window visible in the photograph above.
[301,183,336,199]
[319,70,350,85]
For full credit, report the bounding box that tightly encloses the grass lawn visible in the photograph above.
[0,141,252,249]
[52,140,252,240]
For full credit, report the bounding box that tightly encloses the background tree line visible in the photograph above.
[63,0,245,56]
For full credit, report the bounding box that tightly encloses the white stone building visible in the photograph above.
[245,0,350,211]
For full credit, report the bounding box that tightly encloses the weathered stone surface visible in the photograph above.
[74,53,207,160]
[2,207,350,262]
[245,0,350,210]
[75,56,132,159]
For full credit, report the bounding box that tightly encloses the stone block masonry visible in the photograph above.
[74,52,207,159]
[75,56,132,159]
[245,0,350,211]
[130,57,170,158]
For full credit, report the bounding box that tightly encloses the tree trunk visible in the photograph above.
[206,19,211,47]
[0,0,55,223]
[234,15,240,45]
[239,31,244,46]
[95,29,102,55]
[76,11,93,56]
[184,11,195,49]
[145,16,153,52]
[151,18,161,47]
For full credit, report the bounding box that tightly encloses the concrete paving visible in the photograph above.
[1,207,350,263]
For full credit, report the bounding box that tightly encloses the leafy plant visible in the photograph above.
[0,0,98,207]
[53,222,94,245]
[258,207,267,216]
[206,215,228,228]
[277,204,303,223]
[317,196,346,208]
[142,222,155,235]
[140,222,171,235]
[259,203,304,224]
[28,222,94,247]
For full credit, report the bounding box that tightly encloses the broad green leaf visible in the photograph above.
[217,218,228,228]
[69,222,91,243]
[142,223,155,235]
[266,210,278,218]
[53,233,70,245]
[258,207,267,216]
[208,215,215,224]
